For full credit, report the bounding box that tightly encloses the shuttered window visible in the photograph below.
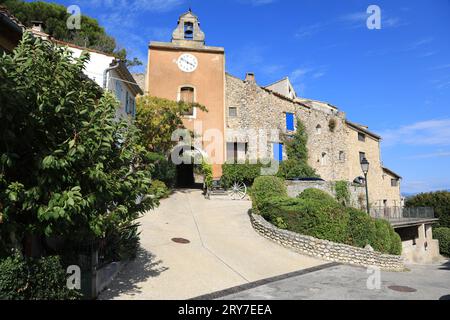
[286,113,295,131]
[273,143,283,162]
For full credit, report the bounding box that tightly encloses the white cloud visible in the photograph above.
[381,119,450,147]
[407,151,450,159]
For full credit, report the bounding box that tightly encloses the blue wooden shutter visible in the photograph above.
[273,143,283,162]
[131,98,136,117]
[125,91,129,114]
[286,113,294,131]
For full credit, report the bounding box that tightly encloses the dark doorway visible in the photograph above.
[176,163,195,188]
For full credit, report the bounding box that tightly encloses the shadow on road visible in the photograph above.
[99,248,168,299]
[439,260,450,271]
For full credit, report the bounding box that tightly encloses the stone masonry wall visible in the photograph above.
[286,180,367,210]
[250,213,405,271]
[225,74,350,181]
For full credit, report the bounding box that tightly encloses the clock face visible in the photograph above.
[177,53,198,73]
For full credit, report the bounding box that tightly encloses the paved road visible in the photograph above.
[218,261,450,300]
[99,190,324,300]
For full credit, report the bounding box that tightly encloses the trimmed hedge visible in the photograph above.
[250,176,287,209]
[259,196,350,244]
[256,188,402,255]
[434,227,450,256]
[0,251,80,300]
[297,188,336,203]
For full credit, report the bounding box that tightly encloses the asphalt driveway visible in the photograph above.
[216,261,450,300]
[99,189,324,300]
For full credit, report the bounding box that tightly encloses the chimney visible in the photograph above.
[31,21,44,33]
[245,72,255,83]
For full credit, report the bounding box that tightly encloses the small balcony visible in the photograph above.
[370,207,438,228]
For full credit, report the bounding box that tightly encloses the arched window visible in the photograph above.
[178,86,196,117]
[316,124,322,134]
[184,22,194,40]
[339,151,345,161]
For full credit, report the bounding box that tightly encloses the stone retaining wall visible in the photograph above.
[250,213,405,271]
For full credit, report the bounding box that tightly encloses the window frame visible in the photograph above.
[177,85,197,119]
[358,132,366,142]
[228,106,238,118]
[285,112,295,132]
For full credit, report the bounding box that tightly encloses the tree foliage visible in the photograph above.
[405,191,450,228]
[278,118,318,179]
[0,33,155,255]
[1,0,141,65]
[135,96,206,155]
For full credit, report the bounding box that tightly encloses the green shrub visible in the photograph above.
[149,180,170,199]
[250,176,287,209]
[259,197,402,255]
[389,227,402,256]
[147,152,176,187]
[221,162,264,188]
[347,208,377,247]
[0,251,80,300]
[334,181,350,206]
[259,196,350,244]
[276,159,318,180]
[434,227,450,256]
[103,221,141,262]
[200,161,213,189]
[297,188,336,203]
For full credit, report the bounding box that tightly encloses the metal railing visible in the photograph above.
[370,207,435,222]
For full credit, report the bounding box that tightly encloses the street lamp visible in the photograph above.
[361,157,370,214]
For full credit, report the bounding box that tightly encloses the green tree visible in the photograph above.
[1,0,141,65]
[135,96,206,154]
[277,118,318,179]
[0,33,155,255]
[405,191,450,228]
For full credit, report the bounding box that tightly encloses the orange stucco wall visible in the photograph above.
[146,46,226,178]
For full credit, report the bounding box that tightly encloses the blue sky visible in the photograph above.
[47,0,449,193]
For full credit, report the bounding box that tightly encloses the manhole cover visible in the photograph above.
[388,285,417,293]
[172,238,190,244]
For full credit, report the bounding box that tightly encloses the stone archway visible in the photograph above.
[171,144,207,188]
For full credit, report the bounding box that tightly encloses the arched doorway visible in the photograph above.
[171,144,206,188]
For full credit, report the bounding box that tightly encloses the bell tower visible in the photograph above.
[146,10,226,180]
[171,9,205,48]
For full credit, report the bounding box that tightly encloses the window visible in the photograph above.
[339,151,345,161]
[321,152,327,166]
[273,143,283,162]
[229,107,237,117]
[358,132,366,142]
[227,142,248,163]
[286,113,295,131]
[184,22,194,40]
[115,80,122,102]
[391,179,399,187]
[359,152,366,163]
[179,86,195,117]
[316,124,322,134]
